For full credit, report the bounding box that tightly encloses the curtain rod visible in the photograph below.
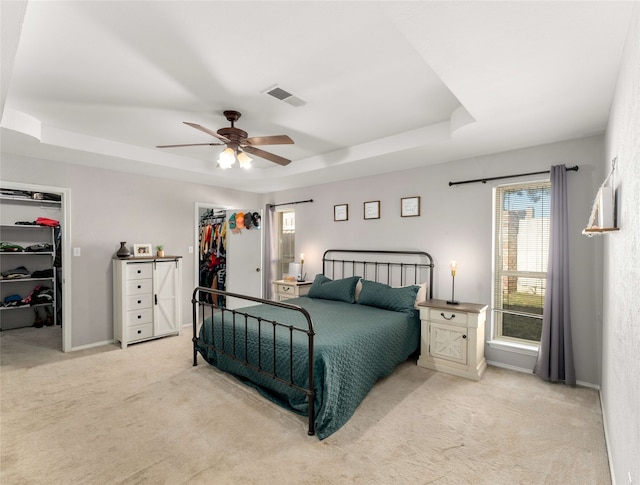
[268,198,314,208]
[449,165,579,187]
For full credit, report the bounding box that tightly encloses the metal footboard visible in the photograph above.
[192,287,317,436]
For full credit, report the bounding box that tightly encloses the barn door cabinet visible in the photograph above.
[417,299,488,380]
[113,256,182,348]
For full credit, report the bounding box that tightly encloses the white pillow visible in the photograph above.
[355,278,363,301]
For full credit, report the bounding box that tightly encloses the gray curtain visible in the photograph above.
[534,164,576,386]
[262,204,278,300]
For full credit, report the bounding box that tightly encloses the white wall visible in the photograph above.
[267,135,605,386]
[602,4,640,484]
[1,154,261,348]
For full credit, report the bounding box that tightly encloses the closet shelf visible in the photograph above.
[0,302,54,312]
[0,195,61,205]
[0,277,55,284]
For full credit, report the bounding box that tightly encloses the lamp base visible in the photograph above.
[446,300,460,305]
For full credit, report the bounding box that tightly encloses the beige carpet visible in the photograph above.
[1,326,610,484]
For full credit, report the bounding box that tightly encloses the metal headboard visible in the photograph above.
[322,249,434,300]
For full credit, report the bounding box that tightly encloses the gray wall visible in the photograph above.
[266,135,605,386]
[603,4,640,484]
[2,135,606,386]
[1,154,261,347]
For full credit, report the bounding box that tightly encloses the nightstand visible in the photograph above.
[273,280,312,301]
[416,299,488,380]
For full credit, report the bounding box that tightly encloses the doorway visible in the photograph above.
[194,203,263,309]
[0,181,72,352]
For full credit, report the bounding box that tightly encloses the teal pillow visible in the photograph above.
[357,279,419,315]
[308,275,360,303]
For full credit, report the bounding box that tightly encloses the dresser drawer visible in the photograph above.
[430,308,468,325]
[128,323,153,342]
[126,279,152,296]
[126,308,153,326]
[126,294,152,311]
[126,264,152,280]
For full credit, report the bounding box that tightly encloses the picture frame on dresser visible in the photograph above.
[133,243,152,257]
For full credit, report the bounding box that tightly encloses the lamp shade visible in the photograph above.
[288,263,301,279]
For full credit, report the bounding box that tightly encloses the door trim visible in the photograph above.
[0,181,72,352]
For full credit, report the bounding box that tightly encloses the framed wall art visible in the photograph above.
[364,200,380,220]
[334,204,348,221]
[401,196,421,217]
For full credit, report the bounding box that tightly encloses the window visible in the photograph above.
[277,210,295,279]
[493,180,550,345]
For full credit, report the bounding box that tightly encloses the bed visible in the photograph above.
[192,249,434,439]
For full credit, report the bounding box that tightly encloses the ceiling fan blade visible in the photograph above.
[242,145,291,166]
[244,135,294,146]
[156,142,223,148]
[183,122,230,143]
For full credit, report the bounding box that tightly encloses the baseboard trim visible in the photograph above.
[486,360,533,374]
[486,361,600,389]
[71,339,116,351]
[599,391,616,485]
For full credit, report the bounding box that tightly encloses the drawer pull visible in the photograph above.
[137,315,142,319]
[137,330,142,334]
[462,334,467,339]
[283,286,290,291]
[137,270,141,274]
[441,312,455,321]
[137,285,141,289]
[138,300,141,304]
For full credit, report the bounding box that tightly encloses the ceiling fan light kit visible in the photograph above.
[157,110,293,169]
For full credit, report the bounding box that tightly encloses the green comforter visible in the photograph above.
[196,296,419,439]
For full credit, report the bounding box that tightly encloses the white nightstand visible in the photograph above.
[273,280,312,301]
[417,299,488,380]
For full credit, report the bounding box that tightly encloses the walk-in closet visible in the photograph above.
[0,189,63,348]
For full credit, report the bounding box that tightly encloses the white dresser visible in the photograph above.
[273,280,312,301]
[417,299,488,380]
[113,256,182,348]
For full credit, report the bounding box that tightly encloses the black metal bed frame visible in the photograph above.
[192,249,434,437]
[322,249,434,300]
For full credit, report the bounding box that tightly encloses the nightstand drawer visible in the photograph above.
[128,323,153,342]
[126,279,152,296]
[278,284,297,297]
[430,308,468,325]
[126,308,153,326]
[126,264,153,280]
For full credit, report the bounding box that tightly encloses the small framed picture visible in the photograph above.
[364,200,380,220]
[334,204,348,221]
[401,196,421,217]
[133,243,152,257]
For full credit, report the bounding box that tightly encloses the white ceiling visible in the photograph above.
[1,1,635,193]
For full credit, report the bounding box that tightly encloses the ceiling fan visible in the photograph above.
[156,110,294,168]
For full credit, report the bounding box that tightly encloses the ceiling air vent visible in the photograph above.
[264,85,306,107]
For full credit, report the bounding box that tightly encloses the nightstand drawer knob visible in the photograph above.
[441,312,455,321]
[462,334,467,339]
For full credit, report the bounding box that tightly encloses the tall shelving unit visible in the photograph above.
[0,195,61,331]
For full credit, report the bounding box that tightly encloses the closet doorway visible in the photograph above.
[195,204,263,310]
[0,182,72,352]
